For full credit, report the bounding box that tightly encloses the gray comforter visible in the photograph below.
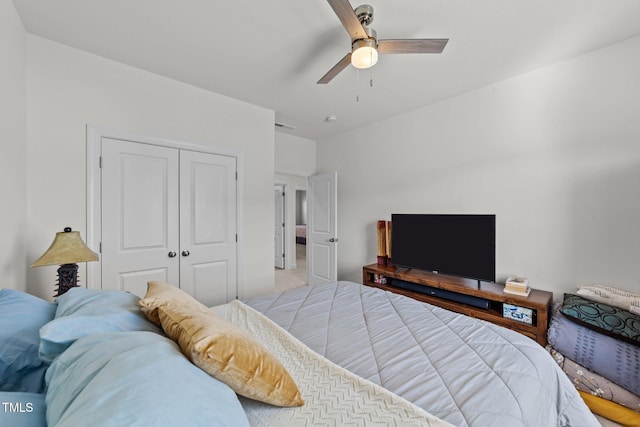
[245,281,598,427]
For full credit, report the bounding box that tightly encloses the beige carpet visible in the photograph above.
[275,244,307,292]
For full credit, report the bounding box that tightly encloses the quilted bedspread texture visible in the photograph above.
[245,281,598,427]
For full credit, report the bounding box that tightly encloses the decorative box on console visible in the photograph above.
[372,274,387,285]
[503,303,533,325]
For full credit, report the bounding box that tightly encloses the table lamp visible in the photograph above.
[31,227,99,297]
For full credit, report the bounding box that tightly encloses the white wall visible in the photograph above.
[26,36,275,300]
[296,190,307,225]
[317,35,640,298]
[275,132,316,176]
[0,0,27,291]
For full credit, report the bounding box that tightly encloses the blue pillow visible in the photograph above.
[45,331,249,427]
[0,391,46,427]
[0,289,56,393]
[39,288,161,362]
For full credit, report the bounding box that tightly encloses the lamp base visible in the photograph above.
[55,263,79,297]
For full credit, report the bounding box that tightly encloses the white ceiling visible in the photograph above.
[13,0,640,141]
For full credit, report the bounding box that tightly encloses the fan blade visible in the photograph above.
[378,39,448,54]
[326,0,368,41]
[317,53,352,84]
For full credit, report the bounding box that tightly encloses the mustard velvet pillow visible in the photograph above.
[139,282,304,407]
[138,281,209,326]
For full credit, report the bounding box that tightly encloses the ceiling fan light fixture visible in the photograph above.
[317,1,448,84]
[351,38,378,69]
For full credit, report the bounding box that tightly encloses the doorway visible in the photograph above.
[293,188,307,283]
[274,184,308,292]
[272,171,335,291]
[274,185,285,269]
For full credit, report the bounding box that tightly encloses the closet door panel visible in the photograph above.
[101,138,180,294]
[179,151,237,306]
[191,261,229,305]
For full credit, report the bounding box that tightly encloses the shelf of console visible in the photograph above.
[362,263,553,346]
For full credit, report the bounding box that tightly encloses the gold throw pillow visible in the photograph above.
[139,281,304,407]
[138,281,211,325]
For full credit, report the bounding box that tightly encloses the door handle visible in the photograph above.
[182,250,190,257]
[168,251,177,258]
[329,238,339,243]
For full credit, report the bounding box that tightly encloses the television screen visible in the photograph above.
[391,214,495,283]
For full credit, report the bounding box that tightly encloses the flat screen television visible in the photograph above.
[391,214,496,283]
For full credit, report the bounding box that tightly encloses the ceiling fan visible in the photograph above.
[318,0,448,84]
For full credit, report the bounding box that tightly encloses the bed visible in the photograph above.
[245,281,599,427]
[0,283,598,427]
[295,224,306,244]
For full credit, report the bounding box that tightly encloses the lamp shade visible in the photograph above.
[31,228,99,267]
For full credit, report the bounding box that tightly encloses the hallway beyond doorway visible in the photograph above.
[275,244,306,292]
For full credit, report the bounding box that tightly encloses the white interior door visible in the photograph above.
[307,172,338,285]
[274,186,285,269]
[101,138,180,296]
[179,151,237,306]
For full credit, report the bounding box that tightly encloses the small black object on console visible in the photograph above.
[390,279,490,310]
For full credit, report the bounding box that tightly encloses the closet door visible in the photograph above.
[101,138,180,295]
[179,150,237,306]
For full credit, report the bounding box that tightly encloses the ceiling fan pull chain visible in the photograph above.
[356,69,360,102]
